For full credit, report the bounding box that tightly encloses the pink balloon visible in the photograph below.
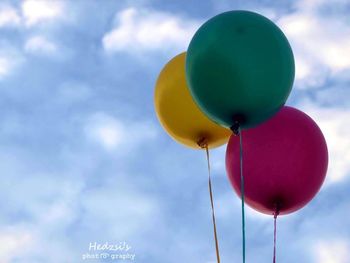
[226,106,328,215]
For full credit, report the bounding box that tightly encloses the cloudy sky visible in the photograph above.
[0,0,349,262]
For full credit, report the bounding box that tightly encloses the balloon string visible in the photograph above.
[239,127,246,263]
[204,145,221,263]
[273,209,279,263]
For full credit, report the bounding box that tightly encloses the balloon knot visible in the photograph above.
[273,203,280,219]
[230,121,240,136]
[197,137,208,149]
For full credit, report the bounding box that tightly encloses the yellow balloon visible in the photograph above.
[154,52,231,149]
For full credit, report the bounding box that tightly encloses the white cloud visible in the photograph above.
[279,14,350,70]
[21,0,64,26]
[277,0,350,88]
[313,239,349,263]
[0,146,161,261]
[0,57,12,77]
[0,5,21,27]
[86,114,124,150]
[81,184,159,239]
[295,0,349,11]
[102,8,199,53]
[299,102,350,184]
[24,36,57,55]
[0,150,85,262]
[85,113,157,151]
[0,1,65,28]
[0,227,35,263]
[0,48,23,80]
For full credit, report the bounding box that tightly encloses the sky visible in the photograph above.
[0,0,349,262]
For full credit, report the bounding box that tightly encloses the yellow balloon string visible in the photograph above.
[199,141,221,263]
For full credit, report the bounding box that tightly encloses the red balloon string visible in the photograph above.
[202,143,221,263]
[273,207,279,263]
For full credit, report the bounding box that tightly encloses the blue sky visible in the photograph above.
[0,0,349,262]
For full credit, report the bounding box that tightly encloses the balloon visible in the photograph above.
[226,106,328,215]
[186,10,295,129]
[154,52,231,149]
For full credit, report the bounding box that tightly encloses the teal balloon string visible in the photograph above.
[239,127,246,263]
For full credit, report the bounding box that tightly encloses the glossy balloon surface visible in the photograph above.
[155,52,231,149]
[226,106,328,215]
[186,11,295,129]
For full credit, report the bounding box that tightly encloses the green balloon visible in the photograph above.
[186,11,295,129]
